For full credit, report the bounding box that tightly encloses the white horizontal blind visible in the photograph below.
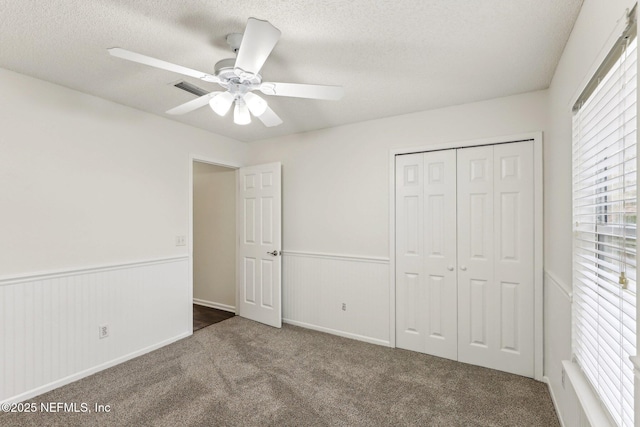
[572,28,637,427]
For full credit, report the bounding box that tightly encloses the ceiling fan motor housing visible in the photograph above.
[214,58,261,86]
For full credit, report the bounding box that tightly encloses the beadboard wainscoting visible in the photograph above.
[0,256,190,403]
[542,271,614,427]
[282,251,390,346]
[543,271,574,426]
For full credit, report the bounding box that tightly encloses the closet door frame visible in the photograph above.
[388,132,543,381]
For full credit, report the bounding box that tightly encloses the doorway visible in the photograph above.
[191,160,238,331]
[189,157,284,331]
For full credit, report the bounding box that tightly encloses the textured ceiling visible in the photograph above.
[0,0,583,142]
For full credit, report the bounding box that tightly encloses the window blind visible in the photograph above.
[572,13,637,427]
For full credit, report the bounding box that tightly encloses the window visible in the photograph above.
[572,9,637,427]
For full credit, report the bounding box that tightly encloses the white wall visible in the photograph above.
[543,1,635,425]
[0,67,246,277]
[247,90,548,256]
[0,68,247,402]
[193,161,236,310]
[247,90,548,344]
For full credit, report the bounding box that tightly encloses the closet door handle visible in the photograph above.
[460,265,467,271]
[447,266,454,271]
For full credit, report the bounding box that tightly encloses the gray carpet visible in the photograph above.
[1,317,559,426]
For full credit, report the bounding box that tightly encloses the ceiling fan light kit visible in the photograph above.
[108,18,344,128]
[233,100,251,125]
[209,91,234,116]
[244,92,268,117]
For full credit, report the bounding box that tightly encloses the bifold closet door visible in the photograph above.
[395,150,458,360]
[457,142,534,377]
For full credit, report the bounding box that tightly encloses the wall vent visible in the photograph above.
[173,81,209,97]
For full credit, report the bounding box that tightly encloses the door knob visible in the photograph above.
[447,266,454,271]
[460,265,467,271]
[266,250,280,256]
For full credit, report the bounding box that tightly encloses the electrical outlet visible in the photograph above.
[561,367,565,389]
[99,324,109,339]
[342,303,347,311]
[175,235,186,246]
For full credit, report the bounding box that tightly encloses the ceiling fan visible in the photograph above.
[108,18,344,127]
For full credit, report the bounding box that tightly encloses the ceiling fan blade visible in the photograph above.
[108,48,219,83]
[234,18,281,77]
[259,82,344,100]
[257,105,283,127]
[166,92,221,115]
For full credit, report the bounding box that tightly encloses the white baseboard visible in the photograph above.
[1,331,191,404]
[193,298,235,313]
[283,318,391,347]
[543,376,566,427]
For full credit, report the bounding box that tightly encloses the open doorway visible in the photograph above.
[192,160,237,331]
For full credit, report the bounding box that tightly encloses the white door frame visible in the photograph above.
[188,154,243,330]
[388,132,544,380]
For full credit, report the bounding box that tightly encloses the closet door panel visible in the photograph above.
[457,146,496,367]
[493,141,534,376]
[396,150,457,359]
[395,154,426,352]
[422,150,457,359]
[457,142,535,378]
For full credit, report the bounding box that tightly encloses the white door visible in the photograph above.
[457,142,534,377]
[396,150,458,360]
[237,162,282,328]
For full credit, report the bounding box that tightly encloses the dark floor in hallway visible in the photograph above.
[193,304,234,331]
